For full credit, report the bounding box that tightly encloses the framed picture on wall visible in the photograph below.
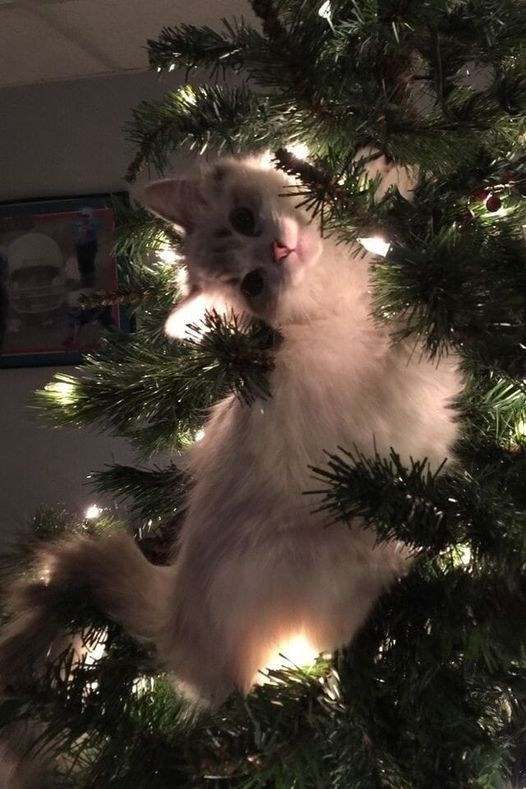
[0,193,128,368]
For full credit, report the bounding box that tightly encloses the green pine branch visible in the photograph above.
[311,447,526,569]
[34,312,279,453]
[125,85,279,182]
[2,512,526,787]
[147,20,263,77]
[89,462,188,522]
[110,197,182,261]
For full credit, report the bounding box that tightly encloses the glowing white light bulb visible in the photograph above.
[459,545,471,566]
[264,633,318,674]
[156,245,183,266]
[132,677,153,695]
[194,429,205,442]
[85,504,102,520]
[318,0,332,20]
[258,150,275,169]
[179,85,197,105]
[359,236,391,257]
[47,381,69,393]
[85,633,107,665]
[45,380,76,404]
[492,204,508,218]
[286,142,310,160]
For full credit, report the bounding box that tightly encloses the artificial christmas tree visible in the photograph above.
[1,1,526,786]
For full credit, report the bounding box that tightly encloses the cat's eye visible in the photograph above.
[229,206,259,237]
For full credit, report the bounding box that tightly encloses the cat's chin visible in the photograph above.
[164,289,267,341]
[164,291,240,340]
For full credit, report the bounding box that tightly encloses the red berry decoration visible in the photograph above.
[485,194,502,212]
[473,188,490,202]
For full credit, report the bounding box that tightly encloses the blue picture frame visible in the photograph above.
[0,193,129,368]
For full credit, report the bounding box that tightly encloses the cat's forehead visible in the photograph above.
[204,159,291,205]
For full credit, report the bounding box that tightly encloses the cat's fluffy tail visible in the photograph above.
[0,721,59,789]
[0,532,166,688]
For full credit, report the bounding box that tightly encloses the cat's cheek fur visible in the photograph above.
[164,291,238,339]
[284,228,323,285]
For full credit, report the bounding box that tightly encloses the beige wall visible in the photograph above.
[0,70,180,534]
[0,70,178,201]
[1,366,133,536]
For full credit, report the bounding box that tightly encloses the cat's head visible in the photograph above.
[142,158,323,335]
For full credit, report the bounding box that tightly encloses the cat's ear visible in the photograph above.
[141,178,206,233]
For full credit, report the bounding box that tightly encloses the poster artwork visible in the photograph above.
[0,197,122,367]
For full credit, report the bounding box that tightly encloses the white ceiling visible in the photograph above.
[0,0,249,88]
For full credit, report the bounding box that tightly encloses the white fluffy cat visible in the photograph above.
[0,156,463,706]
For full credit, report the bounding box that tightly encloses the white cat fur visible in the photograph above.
[0,156,463,708]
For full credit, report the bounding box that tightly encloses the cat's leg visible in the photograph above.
[0,532,167,687]
[161,554,324,704]
[157,562,240,706]
[161,527,402,704]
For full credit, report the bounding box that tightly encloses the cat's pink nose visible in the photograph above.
[272,240,293,263]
